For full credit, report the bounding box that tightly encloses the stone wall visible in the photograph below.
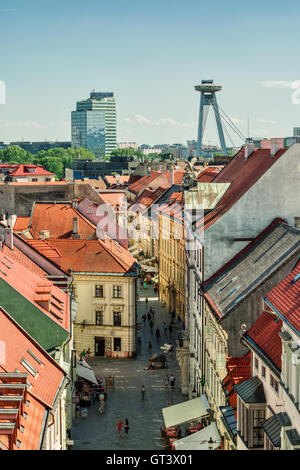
[0,182,101,216]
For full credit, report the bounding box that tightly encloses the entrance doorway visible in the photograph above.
[95,337,105,357]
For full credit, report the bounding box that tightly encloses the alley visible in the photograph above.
[72,285,186,450]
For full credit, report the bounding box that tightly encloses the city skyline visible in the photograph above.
[0,0,300,145]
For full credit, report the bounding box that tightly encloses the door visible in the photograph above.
[95,337,105,357]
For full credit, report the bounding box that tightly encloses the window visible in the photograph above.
[113,286,122,298]
[270,374,279,393]
[261,366,266,378]
[95,285,104,297]
[113,311,121,326]
[95,311,104,326]
[114,338,121,351]
[32,178,38,182]
[253,409,265,447]
[255,357,259,370]
[45,178,51,182]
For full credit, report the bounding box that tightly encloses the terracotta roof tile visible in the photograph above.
[29,202,96,240]
[265,260,300,334]
[39,238,137,274]
[13,217,30,232]
[0,245,69,331]
[245,311,282,370]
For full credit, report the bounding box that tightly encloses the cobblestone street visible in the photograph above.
[72,285,186,450]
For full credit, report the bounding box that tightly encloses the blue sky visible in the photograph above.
[0,0,300,146]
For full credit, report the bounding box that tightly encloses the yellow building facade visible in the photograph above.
[72,273,137,358]
[157,211,185,320]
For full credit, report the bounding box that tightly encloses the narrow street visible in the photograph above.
[72,285,186,450]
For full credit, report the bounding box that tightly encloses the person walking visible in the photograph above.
[169,373,175,389]
[155,327,161,341]
[147,312,151,322]
[164,374,169,389]
[141,385,145,400]
[148,341,152,352]
[117,419,123,437]
[149,319,154,334]
[124,418,129,437]
[145,297,148,308]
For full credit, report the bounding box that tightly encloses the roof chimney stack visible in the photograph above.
[169,167,174,185]
[72,217,78,235]
[4,228,13,250]
[244,142,255,160]
[270,138,283,158]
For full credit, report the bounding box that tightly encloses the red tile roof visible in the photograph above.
[265,260,300,335]
[223,352,251,416]
[196,147,287,233]
[13,217,30,232]
[8,164,54,177]
[98,192,126,210]
[0,306,67,449]
[197,167,221,182]
[134,186,168,209]
[29,202,96,240]
[104,175,130,186]
[25,239,63,266]
[38,237,137,274]
[245,311,282,370]
[163,170,185,185]
[127,171,170,195]
[0,245,70,331]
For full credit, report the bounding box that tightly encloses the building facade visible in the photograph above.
[71,91,117,158]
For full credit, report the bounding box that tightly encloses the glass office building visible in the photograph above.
[71,91,117,158]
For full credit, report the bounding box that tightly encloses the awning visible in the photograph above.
[76,359,98,385]
[162,397,209,428]
[174,422,221,450]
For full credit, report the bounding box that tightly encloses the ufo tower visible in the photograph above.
[195,80,228,156]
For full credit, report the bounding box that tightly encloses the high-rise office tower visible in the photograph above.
[293,127,300,137]
[71,91,117,158]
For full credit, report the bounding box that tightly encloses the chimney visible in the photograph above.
[4,228,13,250]
[72,217,82,238]
[39,230,50,240]
[72,217,78,235]
[0,234,4,249]
[7,214,17,229]
[169,168,174,185]
[244,142,255,160]
[270,138,283,158]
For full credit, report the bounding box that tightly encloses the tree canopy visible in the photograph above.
[0,146,94,179]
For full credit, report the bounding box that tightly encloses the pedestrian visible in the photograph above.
[150,319,154,333]
[141,385,145,400]
[92,387,97,406]
[147,312,151,322]
[144,281,147,289]
[86,348,91,360]
[163,322,167,335]
[169,323,173,336]
[148,340,152,352]
[155,327,161,340]
[145,297,148,308]
[143,314,146,324]
[170,373,175,389]
[124,418,129,437]
[164,374,169,389]
[117,419,123,436]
